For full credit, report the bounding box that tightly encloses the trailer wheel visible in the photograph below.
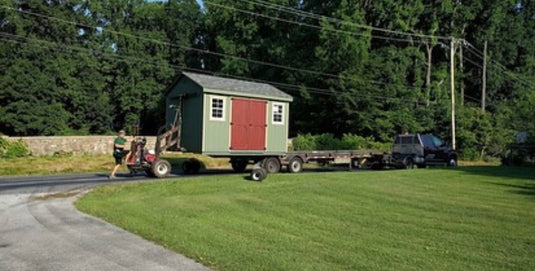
[447,157,457,167]
[250,168,268,181]
[231,159,248,173]
[151,159,171,178]
[263,157,281,173]
[287,157,303,173]
[182,159,201,174]
[405,158,414,169]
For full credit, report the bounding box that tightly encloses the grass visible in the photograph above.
[0,152,229,176]
[0,154,112,176]
[76,166,535,271]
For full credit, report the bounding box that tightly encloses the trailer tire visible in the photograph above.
[263,157,281,173]
[287,157,303,173]
[405,158,414,169]
[250,168,268,182]
[151,159,171,178]
[447,157,457,167]
[231,159,248,173]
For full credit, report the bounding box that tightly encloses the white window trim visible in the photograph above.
[209,95,226,121]
[272,102,284,125]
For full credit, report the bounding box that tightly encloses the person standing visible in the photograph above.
[109,130,129,179]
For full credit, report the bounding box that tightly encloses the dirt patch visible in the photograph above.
[32,191,80,201]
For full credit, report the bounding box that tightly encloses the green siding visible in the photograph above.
[201,95,289,156]
[166,78,203,153]
[166,76,291,156]
[202,94,230,154]
[267,101,289,153]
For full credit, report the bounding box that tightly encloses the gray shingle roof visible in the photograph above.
[182,72,293,102]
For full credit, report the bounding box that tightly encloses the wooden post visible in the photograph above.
[482,41,488,112]
[450,38,456,150]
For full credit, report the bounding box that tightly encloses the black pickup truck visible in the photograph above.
[370,134,457,169]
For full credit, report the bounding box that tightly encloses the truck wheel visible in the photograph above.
[231,159,248,173]
[448,157,457,167]
[405,158,414,169]
[250,168,268,181]
[263,157,281,173]
[287,157,303,173]
[152,159,171,178]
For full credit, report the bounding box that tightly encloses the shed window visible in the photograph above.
[210,96,225,121]
[272,103,284,124]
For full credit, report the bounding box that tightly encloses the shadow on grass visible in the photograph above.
[488,182,535,197]
[452,166,535,198]
[452,166,535,181]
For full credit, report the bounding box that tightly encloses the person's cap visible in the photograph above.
[118,130,126,134]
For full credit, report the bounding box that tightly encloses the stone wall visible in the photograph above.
[5,136,157,156]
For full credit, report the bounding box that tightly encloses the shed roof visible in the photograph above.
[182,72,293,102]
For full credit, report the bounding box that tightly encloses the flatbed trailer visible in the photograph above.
[281,150,384,172]
[198,149,387,175]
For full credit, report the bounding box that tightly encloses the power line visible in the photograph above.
[0,5,346,80]
[463,56,484,69]
[0,32,181,71]
[462,41,485,60]
[245,0,450,41]
[461,40,535,90]
[0,33,428,105]
[203,1,436,45]
[0,5,424,88]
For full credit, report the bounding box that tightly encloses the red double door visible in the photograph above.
[230,98,267,150]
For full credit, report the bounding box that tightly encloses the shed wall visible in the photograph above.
[166,78,203,153]
[166,75,291,156]
[202,94,289,156]
[202,94,231,154]
[266,101,289,153]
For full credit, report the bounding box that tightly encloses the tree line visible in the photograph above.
[0,0,534,159]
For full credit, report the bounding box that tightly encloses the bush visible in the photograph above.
[291,134,317,151]
[292,133,390,152]
[0,138,30,158]
[314,134,341,150]
[460,148,480,161]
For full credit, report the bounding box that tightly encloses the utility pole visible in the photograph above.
[459,42,464,105]
[482,41,488,112]
[450,38,456,150]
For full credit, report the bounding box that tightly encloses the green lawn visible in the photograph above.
[76,167,535,271]
[0,152,229,176]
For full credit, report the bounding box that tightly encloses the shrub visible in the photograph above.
[460,148,480,161]
[292,133,390,152]
[0,138,30,158]
[314,134,341,150]
[291,134,317,151]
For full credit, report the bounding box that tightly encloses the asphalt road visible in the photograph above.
[0,172,214,271]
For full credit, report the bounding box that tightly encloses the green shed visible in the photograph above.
[166,72,293,157]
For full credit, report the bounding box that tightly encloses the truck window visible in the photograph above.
[421,135,434,147]
[432,136,443,147]
[401,136,413,144]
